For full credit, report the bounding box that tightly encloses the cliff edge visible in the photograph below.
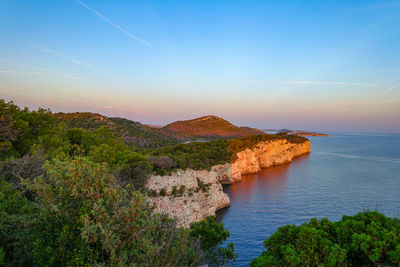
[146,166,231,227]
[229,139,311,182]
[146,139,310,227]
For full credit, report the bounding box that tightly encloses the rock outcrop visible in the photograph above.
[146,139,310,227]
[146,166,231,227]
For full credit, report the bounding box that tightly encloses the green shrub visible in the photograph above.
[251,211,400,266]
[21,157,203,266]
[172,186,178,196]
[180,185,186,195]
[190,216,237,266]
[0,181,37,266]
[159,188,166,197]
[0,247,4,265]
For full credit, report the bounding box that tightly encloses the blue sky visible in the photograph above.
[1,0,400,132]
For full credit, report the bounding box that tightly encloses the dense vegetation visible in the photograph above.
[1,99,309,178]
[0,99,306,266]
[251,211,400,266]
[55,112,181,148]
[0,99,237,266]
[148,140,230,174]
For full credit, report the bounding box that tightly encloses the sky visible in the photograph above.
[1,0,400,133]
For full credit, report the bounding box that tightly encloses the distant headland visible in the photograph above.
[264,128,330,137]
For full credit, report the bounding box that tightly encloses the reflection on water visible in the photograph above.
[215,162,294,220]
[223,154,310,199]
[216,133,400,266]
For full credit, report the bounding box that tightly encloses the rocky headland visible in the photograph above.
[265,128,330,137]
[146,139,311,227]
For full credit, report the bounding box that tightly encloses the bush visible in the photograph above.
[172,186,178,196]
[159,188,166,197]
[190,216,237,266]
[20,157,203,266]
[250,211,400,266]
[180,185,186,195]
[0,181,37,266]
[0,247,4,265]
[149,156,176,169]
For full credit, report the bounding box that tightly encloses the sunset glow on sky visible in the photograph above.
[1,0,400,132]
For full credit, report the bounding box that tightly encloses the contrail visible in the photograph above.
[362,81,400,103]
[36,67,86,81]
[342,81,400,109]
[74,0,151,46]
[38,47,119,80]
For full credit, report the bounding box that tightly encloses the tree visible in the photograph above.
[190,216,237,266]
[0,99,54,160]
[0,181,37,266]
[22,156,203,266]
[251,211,400,266]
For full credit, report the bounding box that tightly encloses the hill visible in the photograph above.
[54,112,182,148]
[163,115,265,139]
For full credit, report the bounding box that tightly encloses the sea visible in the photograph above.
[216,132,400,266]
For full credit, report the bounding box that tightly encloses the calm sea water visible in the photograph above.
[216,133,400,266]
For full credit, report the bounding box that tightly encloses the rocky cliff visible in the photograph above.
[146,139,310,227]
[146,166,231,227]
[229,139,311,182]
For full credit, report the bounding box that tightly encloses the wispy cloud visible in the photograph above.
[0,33,119,80]
[0,59,86,81]
[74,0,151,46]
[0,70,44,74]
[243,80,377,87]
[38,67,86,81]
[97,105,113,109]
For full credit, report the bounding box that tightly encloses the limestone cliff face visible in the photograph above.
[230,139,310,182]
[146,165,231,227]
[146,139,310,226]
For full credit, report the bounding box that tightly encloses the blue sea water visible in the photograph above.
[216,132,400,266]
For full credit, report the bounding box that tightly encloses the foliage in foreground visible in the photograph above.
[1,157,204,266]
[0,156,238,266]
[190,216,237,266]
[251,211,400,267]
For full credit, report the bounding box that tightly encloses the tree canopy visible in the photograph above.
[251,211,400,266]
